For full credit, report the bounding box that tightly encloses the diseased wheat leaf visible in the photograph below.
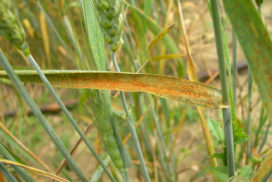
[223,0,272,122]
[0,70,223,108]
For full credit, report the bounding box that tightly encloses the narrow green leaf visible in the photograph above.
[82,0,106,70]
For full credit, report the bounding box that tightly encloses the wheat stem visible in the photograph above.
[112,52,151,182]
[0,50,89,182]
[210,0,235,177]
[26,54,115,182]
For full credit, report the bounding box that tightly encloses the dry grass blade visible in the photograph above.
[0,70,223,108]
[53,123,94,177]
[177,1,218,178]
[150,54,184,62]
[148,24,175,52]
[253,152,272,182]
[0,159,68,182]
[39,11,50,65]
[178,2,196,82]
[0,123,53,173]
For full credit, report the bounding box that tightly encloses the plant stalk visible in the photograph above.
[231,30,237,106]
[26,55,115,182]
[111,52,151,182]
[246,69,253,163]
[0,144,34,182]
[259,123,270,153]
[0,50,88,182]
[210,0,235,177]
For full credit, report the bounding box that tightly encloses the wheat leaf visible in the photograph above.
[0,70,223,108]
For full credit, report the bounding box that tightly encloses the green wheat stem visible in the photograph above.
[210,0,235,177]
[26,54,115,182]
[232,30,237,106]
[122,23,156,164]
[149,97,168,156]
[258,123,270,154]
[122,25,172,179]
[111,52,151,182]
[0,50,88,182]
[148,96,174,181]
[254,104,267,148]
[246,69,253,163]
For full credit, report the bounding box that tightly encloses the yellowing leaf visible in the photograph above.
[0,70,223,108]
[253,152,272,182]
[150,54,184,62]
[0,159,68,182]
[148,24,175,52]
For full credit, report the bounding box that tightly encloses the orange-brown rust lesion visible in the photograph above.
[4,71,223,108]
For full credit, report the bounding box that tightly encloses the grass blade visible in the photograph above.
[0,122,52,172]
[178,2,218,179]
[0,163,18,182]
[0,159,68,182]
[54,123,94,176]
[26,54,115,181]
[148,24,175,52]
[0,144,34,182]
[231,30,237,106]
[246,70,253,162]
[111,52,151,182]
[125,1,185,77]
[0,50,87,182]
[0,70,223,108]
[253,152,272,182]
[36,1,75,65]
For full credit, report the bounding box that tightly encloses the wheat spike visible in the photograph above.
[0,0,29,56]
[95,0,126,52]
